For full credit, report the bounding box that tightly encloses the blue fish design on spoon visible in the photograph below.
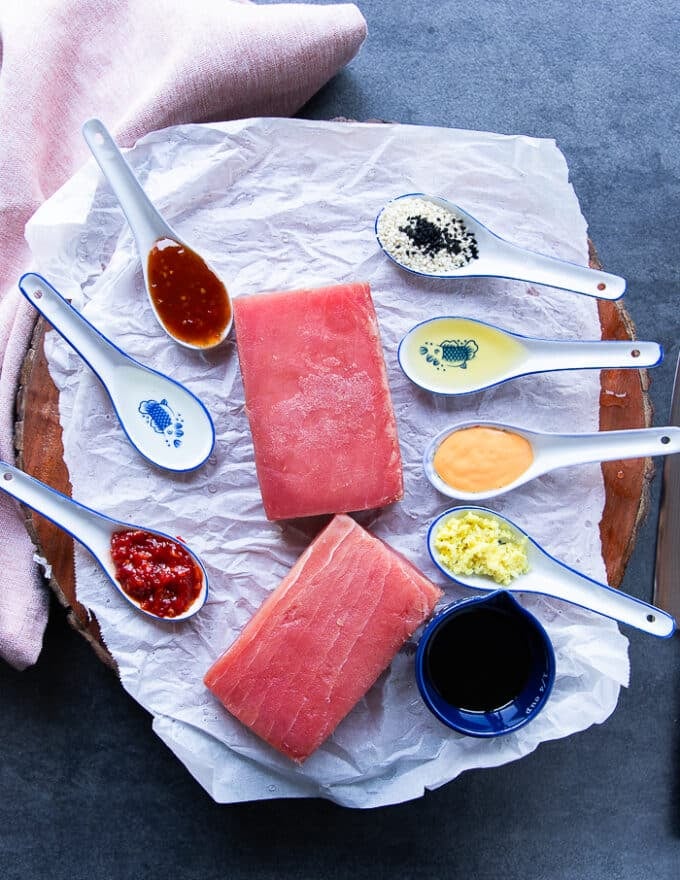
[139,399,185,448]
[419,338,479,372]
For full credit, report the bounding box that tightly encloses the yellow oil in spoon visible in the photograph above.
[400,317,527,394]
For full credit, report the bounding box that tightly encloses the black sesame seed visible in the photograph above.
[386,200,479,268]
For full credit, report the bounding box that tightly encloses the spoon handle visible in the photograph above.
[82,118,175,256]
[524,338,662,372]
[0,461,110,553]
[19,273,123,380]
[535,564,675,637]
[498,239,625,299]
[543,426,680,469]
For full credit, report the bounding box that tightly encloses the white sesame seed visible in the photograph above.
[377,196,479,275]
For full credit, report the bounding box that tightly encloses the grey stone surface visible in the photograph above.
[2,1,679,877]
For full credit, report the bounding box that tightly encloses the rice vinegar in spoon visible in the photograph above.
[399,316,526,394]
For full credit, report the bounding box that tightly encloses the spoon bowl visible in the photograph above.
[398,315,662,395]
[376,192,626,299]
[82,118,232,351]
[19,273,215,472]
[427,506,676,638]
[0,462,207,621]
[424,421,680,500]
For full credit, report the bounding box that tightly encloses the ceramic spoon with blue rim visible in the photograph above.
[427,506,676,638]
[19,273,214,472]
[0,461,208,621]
[424,421,680,501]
[376,193,625,299]
[398,315,662,395]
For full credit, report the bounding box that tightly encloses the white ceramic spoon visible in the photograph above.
[427,506,676,638]
[0,461,207,621]
[398,315,662,395]
[424,422,680,501]
[376,193,625,299]
[82,117,232,350]
[19,273,214,472]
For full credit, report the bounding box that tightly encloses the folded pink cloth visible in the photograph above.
[0,0,366,669]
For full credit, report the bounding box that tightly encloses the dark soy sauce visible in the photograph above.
[425,605,533,711]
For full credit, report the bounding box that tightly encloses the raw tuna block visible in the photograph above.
[233,281,403,520]
[204,514,442,762]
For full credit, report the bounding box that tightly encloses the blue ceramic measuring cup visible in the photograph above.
[415,590,555,737]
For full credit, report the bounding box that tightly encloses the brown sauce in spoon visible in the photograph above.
[147,238,230,347]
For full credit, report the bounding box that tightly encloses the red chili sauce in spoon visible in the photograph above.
[110,529,203,618]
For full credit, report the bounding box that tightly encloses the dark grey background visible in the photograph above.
[3,1,679,877]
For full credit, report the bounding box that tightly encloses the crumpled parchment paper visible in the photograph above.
[25,118,630,808]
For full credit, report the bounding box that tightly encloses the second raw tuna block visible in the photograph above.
[204,514,443,762]
[233,282,403,520]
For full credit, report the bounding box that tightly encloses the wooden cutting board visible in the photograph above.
[13,244,654,667]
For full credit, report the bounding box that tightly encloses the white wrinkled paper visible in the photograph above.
[25,118,630,808]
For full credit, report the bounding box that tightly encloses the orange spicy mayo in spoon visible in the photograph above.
[433,426,534,493]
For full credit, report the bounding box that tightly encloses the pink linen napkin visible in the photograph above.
[0,0,367,669]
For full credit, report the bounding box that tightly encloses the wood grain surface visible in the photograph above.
[14,247,654,668]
